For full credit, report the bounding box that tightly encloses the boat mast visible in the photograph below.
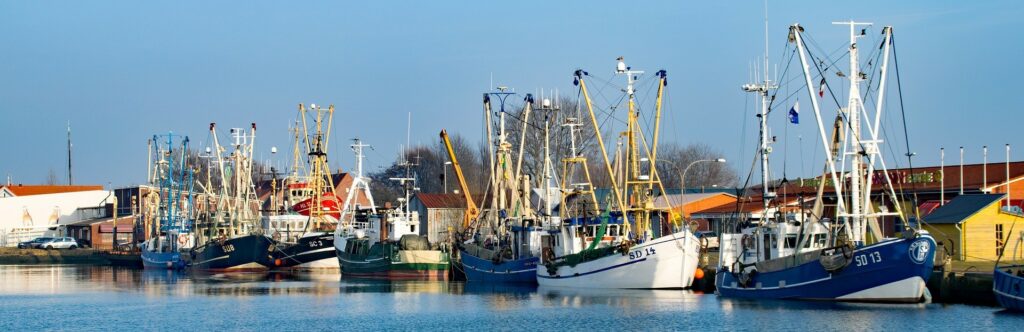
[790,24,849,239]
[740,1,777,223]
[743,56,777,222]
[838,20,872,244]
[617,57,652,237]
[339,137,377,226]
[300,104,339,232]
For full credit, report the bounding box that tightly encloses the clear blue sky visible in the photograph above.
[1,1,1021,187]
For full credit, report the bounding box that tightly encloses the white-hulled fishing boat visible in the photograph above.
[537,59,701,289]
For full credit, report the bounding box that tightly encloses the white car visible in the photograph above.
[39,237,80,250]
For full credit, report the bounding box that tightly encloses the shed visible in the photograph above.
[409,193,481,244]
[922,194,1023,261]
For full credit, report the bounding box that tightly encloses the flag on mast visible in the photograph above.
[788,101,800,124]
[818,78,826,98]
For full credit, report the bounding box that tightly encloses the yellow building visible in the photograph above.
[923,194,1024,261]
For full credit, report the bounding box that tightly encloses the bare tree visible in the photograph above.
[369,132,487,206]
[653,142,737,189]
[45,169,59,185]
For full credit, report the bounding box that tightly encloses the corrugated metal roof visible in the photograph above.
[0,184,104,197]
[923,194,1004,224]
[414,193,486,209]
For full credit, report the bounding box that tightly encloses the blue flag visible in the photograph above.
[788,101,799,124]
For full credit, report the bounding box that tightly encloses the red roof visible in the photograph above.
[1,184,104,196]
[779,161,1024,194]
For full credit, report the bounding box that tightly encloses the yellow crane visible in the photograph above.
[440,129,479,230]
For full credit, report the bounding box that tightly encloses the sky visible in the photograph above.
[1,0,1021,187]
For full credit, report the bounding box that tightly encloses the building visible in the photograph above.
[409,193,480,244]
[0,184,114,246]
[653,192,736,232]
[65,215,136,250]
[922,194,1023,261]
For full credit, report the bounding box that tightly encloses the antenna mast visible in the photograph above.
[743,3,778,221]
[67,121,73,185]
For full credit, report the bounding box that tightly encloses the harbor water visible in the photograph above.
[0,265,1020,331]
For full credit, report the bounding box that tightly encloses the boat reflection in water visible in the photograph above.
[537,286,698,308]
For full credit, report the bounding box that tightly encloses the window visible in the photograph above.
[784,235,797,249]
[813,234,827,248]
[996,224,1005,257]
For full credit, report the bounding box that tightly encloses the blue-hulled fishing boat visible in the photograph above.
[994,265,1024,312]
[715,22,936,302]
[141,132,196,270]
[446,92,553,284]
[994,223,1023,311]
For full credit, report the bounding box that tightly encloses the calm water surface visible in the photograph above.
[0,265,1020,331]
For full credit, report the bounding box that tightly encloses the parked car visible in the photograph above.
[39,237,80,250]
[18,237,54,249]
[695,231,719,250]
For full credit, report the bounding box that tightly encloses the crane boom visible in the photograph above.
[440,129,479,230]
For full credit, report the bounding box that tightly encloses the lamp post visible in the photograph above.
[681,158,727,193]
[443,161,452,193]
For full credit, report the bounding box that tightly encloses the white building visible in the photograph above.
[0,184,114,246]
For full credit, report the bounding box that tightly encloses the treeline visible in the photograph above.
[367,95,736,205]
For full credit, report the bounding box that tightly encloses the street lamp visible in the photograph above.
[443,161,453,193]
[681,158,727,193]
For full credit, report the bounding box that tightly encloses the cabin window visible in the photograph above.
[996,224,1005,256]
[814,234,827,247]
[410,225,416,233]
[784,235,797,249]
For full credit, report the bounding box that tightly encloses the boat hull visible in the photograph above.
[141,250,186,270]
[716,235,937,303]
[537,231,701,289]
[460,249,538,284]
[994,264,1024,312]
[337,248,449,280]
[189,234,276,272]
[271,233,339,271]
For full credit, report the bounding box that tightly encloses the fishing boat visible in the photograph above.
[266,104,348,271]
[190,123,276,272]
[334,148,450,280]
[450,90,552,284]
[994,225,1024,311]
[715,22,936,302]
[536,59,701,289]
[140,132,196,269]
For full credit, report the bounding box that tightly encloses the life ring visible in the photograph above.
[178,234,187,246]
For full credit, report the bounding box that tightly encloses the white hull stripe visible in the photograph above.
[193,255,229,266]
[994,288,1024,301]
[718,275,833,291]
[277,247,335,259]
